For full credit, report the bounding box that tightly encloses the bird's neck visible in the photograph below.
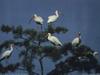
[55,12,59,17]
[77,35,81,38]
[48,34,51,37]
[34,14,37,17]
[10,45,13,51]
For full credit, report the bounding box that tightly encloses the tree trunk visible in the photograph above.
[27,69,33,75]
[39,55,46,75]
[23,48,34,75]
[39,57,44,75]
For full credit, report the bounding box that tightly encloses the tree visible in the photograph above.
[0,14,100,75]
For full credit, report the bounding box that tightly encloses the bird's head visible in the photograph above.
[48,33,52,36]
[10,44,14,47]
[55,10,58,14]
[34,14,37,17]
[45,33,52,38]
[76,32,81,37]
[55,10,59,17]
[55,10,62,17]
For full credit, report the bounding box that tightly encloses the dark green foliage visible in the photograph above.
[0,24,69,75]
[44,46,62,61]
[47,44,100,75]
[12,25,23,34]
[47,55,100,75]
[0,25,13,33]
[46,25,55,34]
[35,32,47,42]
[12,25,23,38]
[0,63,20,73]
[0,40,14,48]
[0,24,99,75]
[45,25,68,34]
[55,26,68,33]
[23,29,37,39]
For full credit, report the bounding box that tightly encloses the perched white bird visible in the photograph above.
[93,51,99,59]
[47,33,62,46]
[47,10,59,24]
[0,44,14,61]
[29,14,44,25]
[93,51,98,56]
[72,32,81,47]
[93,51,99,57]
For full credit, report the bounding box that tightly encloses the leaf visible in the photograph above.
[12,25,23,35]
[46,25,55,34]
[23,29,37,39]
[55,26,68,33]
[0,25,13,33]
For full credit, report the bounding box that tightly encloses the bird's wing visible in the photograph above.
[1,51,11,58]
[39,16,44,22]
[48,15,55,19]
[47,15,58,23]
[34,16,43,24]
[52,36,62,46]
[72,38,79,45]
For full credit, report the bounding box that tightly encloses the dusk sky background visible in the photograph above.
[0,0,100,75]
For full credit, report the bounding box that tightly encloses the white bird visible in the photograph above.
[72,32,81,47]
[47,33,63,46]
[93,51,99,57]
[0,44,14,61]
[93,51,98,56]
[47,10,59,24]
[93,51,99,59]
[29,14,44,25]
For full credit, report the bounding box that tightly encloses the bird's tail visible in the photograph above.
[58,42,63,47]
[60,43,63,46]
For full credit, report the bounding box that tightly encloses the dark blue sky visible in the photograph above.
[0,0,100,74]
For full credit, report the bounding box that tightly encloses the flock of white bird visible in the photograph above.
[30,10,81,47]
[29,10,59,25]
[0,10,99,62]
